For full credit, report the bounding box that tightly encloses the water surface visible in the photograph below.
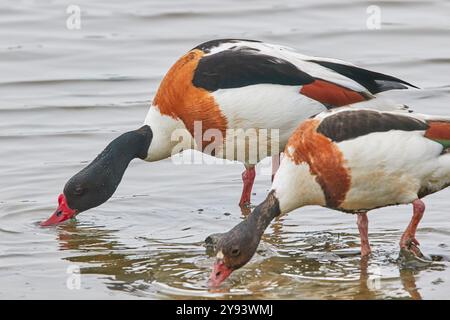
[1,0,450,299]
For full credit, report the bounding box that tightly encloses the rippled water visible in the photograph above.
[1,0,450,299]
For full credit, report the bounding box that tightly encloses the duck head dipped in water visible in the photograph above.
[41,126,152,226]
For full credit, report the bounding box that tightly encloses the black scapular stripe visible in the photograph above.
[317,110,428,142]
[309,60,418,94]
[193,50,314,92]
[193,39,261,53]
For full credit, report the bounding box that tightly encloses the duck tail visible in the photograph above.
[308,60,419,94]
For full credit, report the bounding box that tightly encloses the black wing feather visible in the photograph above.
[193,50,315,92]
[317,110,428,143]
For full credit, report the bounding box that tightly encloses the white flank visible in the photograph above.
[213,84,326,163]
[339,130,449,211]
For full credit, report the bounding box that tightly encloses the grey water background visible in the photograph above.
[0,0,450,299]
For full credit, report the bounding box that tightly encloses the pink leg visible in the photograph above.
[272,154,281,182]
[400,199,425,256]
[357,212,371,257]
[239,166,256,207]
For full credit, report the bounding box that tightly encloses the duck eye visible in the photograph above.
[74,187,84,195]
[231,248,240,257]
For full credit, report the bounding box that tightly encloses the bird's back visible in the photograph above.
[149,39,416,162]
[273,107,450,214]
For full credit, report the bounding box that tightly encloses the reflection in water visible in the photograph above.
[57,222,213,297]
[400,269,422,300]
[54,221,445,299]
[355,257,377,300]
[59,223,154,293]
[357,257,423,300]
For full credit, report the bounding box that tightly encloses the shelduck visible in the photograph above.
[209,107,450,287]
[41,39,416,226]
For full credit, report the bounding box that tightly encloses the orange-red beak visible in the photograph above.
[41,194,77,227]
[208,260,233,287]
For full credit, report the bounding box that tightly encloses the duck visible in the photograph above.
[209,106,450,287]
[41,38,416,226]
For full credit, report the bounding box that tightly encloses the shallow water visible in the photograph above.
[1,0,450,299]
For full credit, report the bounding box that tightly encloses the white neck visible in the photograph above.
[143,106,188,161]
[271,157,326,214]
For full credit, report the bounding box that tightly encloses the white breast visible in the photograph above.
[271,156,326,214]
